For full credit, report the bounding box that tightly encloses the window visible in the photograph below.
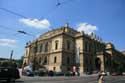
[44,57,47,64]
[89,43,91,52]
[67,67,70,71]
[33,46,37,53]
[67,57,70,64]
[84,41,88,51]
[87,43,90,51]
[54,57,57,63]
[67,40,70,50]
[45,42,48,52]
[53,67,56,71]
[55,40,59,50]
[40,44,43,52]
[39,57,42,64]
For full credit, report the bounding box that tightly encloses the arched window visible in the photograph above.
[67,40,70,50]
[95,58,101,71]
[55,40,59,50]
[54,57,57,63]
[67,57,70,64]
[45,42,48,52]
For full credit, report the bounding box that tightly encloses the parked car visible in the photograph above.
[0,61,20,82]
[111,72,122,76]
[55,72,64,76]
[38,70,48,76]
[48,70,54,76]
[22,70,34,76]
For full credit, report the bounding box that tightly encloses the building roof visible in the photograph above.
[38,24,79,40]
[26,24,104,46]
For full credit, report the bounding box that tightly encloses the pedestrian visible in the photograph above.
[98,74,104,83]
[98,71,105,83]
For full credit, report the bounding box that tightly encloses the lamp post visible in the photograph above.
[10,50,13,59]
[17,30,37,71]
[10,50,13,61]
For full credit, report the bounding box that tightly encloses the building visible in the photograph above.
[122,50,125,55]
[23,24,125,75]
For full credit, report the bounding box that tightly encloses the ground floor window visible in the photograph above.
[53,67,56,71]
[67,67,70,71]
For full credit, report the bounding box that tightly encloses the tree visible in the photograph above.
[111,59,123,74]
[15,56,24,68]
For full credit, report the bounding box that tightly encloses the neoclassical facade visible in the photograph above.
[23,24,125,75]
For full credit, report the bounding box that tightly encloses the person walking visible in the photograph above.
[98,75,104,83]
[98,71,105,83]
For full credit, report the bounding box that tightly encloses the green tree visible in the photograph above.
[15,56,24,68]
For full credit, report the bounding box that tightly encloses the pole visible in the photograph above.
[10,50,13,60]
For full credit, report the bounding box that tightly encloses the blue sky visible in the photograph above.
[0,0,125,59]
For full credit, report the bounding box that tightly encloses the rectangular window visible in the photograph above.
[40,44,43,52]
[54,57,57,63]
[45,42,48,52]
[53,67,56,71]
[67,40,70,50]
[33,46,37,53]
[85,41,88,51]
[55,40,59,50]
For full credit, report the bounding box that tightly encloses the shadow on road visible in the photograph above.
[15,80,24,83]
[0,80,24,83]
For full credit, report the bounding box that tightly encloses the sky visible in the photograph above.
[0,0,125,59]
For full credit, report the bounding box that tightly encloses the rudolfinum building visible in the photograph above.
[23,24,125,75]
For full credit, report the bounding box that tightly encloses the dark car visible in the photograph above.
[55,72,64,76]
[38,70,48,76]
[0,61,20,82]
[23,70,34,76]
[111,72,122,76]
[48,70,54,76]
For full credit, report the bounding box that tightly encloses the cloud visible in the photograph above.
[76,22,98,34]
[36,34,40,38]
[0,39,16,46]
[19,18,51,29]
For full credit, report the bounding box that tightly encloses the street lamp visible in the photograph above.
[17,30,38,71]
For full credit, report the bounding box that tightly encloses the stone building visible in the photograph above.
[122,50,125,55]
[23,24,125,75]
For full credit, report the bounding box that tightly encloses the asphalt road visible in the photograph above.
[1,75,125,83]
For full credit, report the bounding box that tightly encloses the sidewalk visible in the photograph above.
[81,73,98,77]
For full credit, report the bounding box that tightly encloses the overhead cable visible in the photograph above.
[0,8,27,18]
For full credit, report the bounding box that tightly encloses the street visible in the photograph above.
[11,75,125,83]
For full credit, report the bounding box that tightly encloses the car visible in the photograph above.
[111,72,122,76]
[55,72,64,76]
[48,70,54,76]
[38,70,48,76]
[22,70,34,76]
[0,61,20,82]
[111,72,118,76]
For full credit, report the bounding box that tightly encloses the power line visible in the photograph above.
[56,0,77,7]
[0,7,52,29]
[0,25,34,37]
[0,0,78,31]
[0,25,17,31]
[0,8,27,18]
